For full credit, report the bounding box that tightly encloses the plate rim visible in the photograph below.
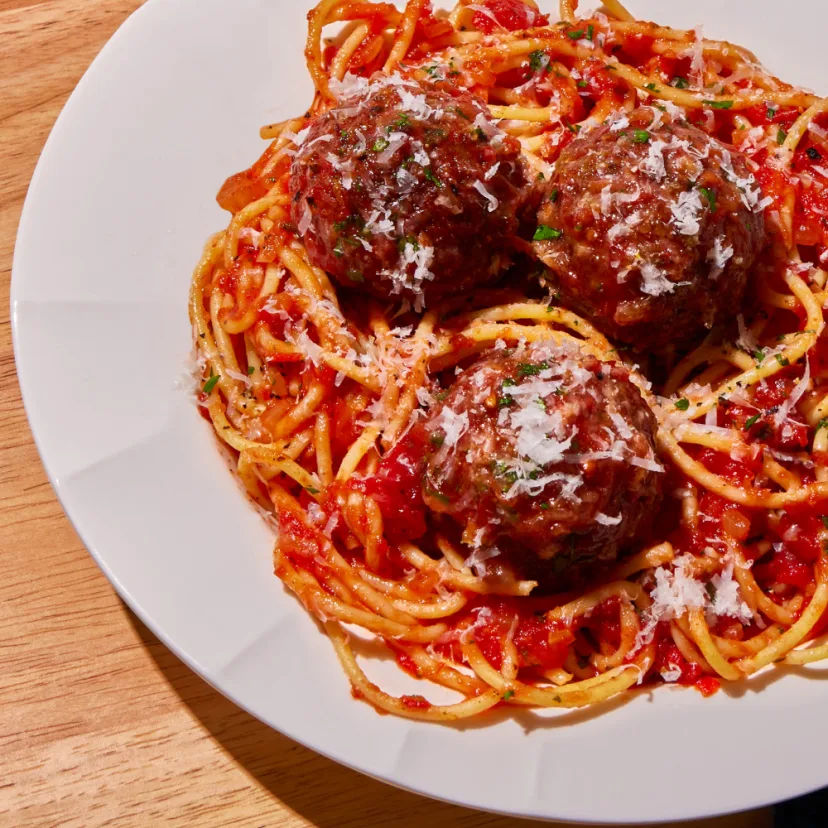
[10,0,828,822]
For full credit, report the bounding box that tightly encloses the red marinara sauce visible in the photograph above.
[348,423,430,543]
[472,0,548,33]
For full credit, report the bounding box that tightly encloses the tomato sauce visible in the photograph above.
[471,0,547,34]
[350,424,429,543]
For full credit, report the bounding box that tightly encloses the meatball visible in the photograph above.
[421,339,663,571]
[533,108,768,350]
[290,75,529,309]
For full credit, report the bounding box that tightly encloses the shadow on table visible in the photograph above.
[125,605,771,828]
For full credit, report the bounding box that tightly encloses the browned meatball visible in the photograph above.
[421,338,663,570]
[533,108,768,350]
[289,75,529,309]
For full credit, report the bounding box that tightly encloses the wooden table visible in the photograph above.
[0,2,776,826]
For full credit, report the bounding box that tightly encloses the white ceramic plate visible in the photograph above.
[12,1,828,822]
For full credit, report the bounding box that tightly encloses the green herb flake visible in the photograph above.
[452,106,471,120]
[517,361,549,377]
[671,76,689,89]
[744,414,760,430]
[753,349,766,364]
[371,137,390,152]
[305,486,320,495]
[698,186,717,212]
[533,225,563,241]
[775,354,790,366]
[549,187,559,202]
[777,128,788,145]
[247,366,255,375]
[203,374,219,394]
[577,80,588,88]
[528,49,546,72]
[502,689,515,701]
[632,129,650,143]
[424,486,451,505]
[645,82,659,92]
[674,398,690,411]
[346,269,365,283]
[567,29,584,39]
[703,99,734,109]
[423,167,443,187]
[586,24,594,40]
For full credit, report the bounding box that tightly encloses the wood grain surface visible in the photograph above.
[0,2,776,826]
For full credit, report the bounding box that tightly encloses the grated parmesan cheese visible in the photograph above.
[473,180,499,212]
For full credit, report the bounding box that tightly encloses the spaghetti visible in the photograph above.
[189,0,828,721]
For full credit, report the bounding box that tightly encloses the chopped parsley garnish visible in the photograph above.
[502,689,515,701]
[533,225,563,241]
[674,398,690,411]
[567,29,584,39]
[423,65,441,78]
[371,137,390,152]
[497,396,514,408]
[753,349,765,364]
[777,128,788,145]
[577,80,588,88]
[703,99,734,109]
[819,417,828,431]
[645,82,659,92]
[744,414,760,430]
[502,378,516,388]
[671,76,689,89]
[632,129,650,143]
[423,167,443,187]
[305,486,320,495]
[586,24,594,40]
[474,126,487,141]
[528,49,546,71]
[776,354,790,366]
[397,235,419,252]
[424,487,451,504]
[549,187,559,202]
[452,106,471,120]
[767,106,777,119]
[536,171,545,181]
[390,112,411,131]
[203,373,219,394]
[539,502,550,510]
[698,186,717,212]
[807,147,822,160]
[247,366,255,375]
[517,361,549,377]
[346,269,365,283]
